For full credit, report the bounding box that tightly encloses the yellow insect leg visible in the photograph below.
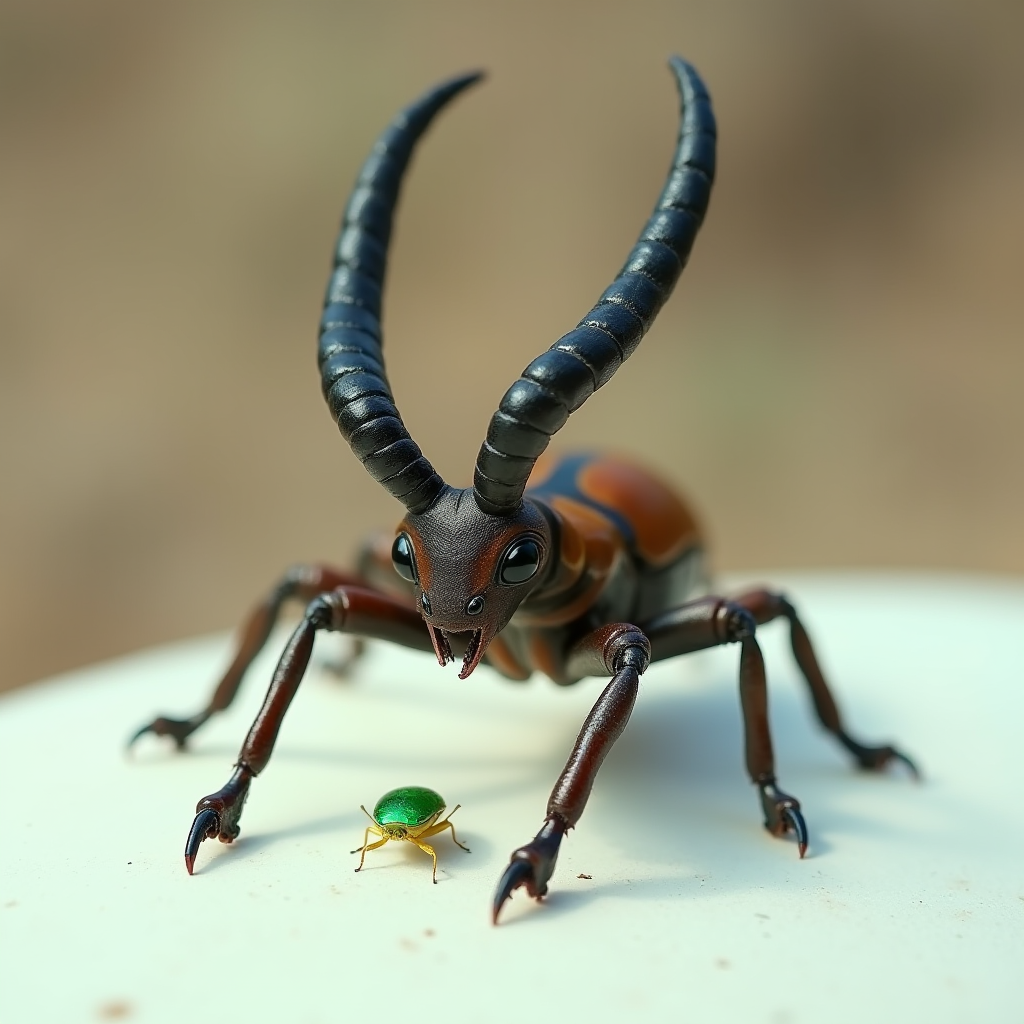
[406,838,439,883]
[353,826,389,872]
[351,825,373,855]
[419,817,471,854]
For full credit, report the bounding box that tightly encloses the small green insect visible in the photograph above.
[353,786,470,883]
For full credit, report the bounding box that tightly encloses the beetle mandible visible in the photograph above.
[131,57,917,924]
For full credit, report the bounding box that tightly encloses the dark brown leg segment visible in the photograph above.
[493,624,650,923]
[184,585,432,874]
[643,596,808,855]
[129,564,369,750]
[733,589,918,777]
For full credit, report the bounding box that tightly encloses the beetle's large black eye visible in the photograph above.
[391,533,418,583]
[499,538,541,585]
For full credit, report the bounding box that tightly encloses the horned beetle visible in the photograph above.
[131,57,917,923]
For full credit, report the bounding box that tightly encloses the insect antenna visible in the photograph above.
[439,802,462,823]
[320,71,483,514]
[472,56,716,515]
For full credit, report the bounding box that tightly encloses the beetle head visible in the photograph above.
[393,487,552,679]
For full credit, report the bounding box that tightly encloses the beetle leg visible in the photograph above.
[732,589,919,778]
[443,817,472,854]
[494,818,566,920]
[184,765,253,873]
[184,586,432,874]
[493,625,649,923]
[353,835,390,872]
[758,779,808,855]
[350,824,377,855]
[406,839,440,883]
[129,563,369,751]
[642,596,810,856]
[418,817,471,853]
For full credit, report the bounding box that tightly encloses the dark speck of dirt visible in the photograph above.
[715,958,730,969]
[577,873,593,879]
[98,1001,133,1019]
[424,928,436,938]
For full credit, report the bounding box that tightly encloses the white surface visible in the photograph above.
[1,573,1022,1024]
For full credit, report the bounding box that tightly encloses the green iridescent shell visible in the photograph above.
[372,786,446,828]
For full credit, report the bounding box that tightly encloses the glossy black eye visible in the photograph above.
[499,539,541,585]
[391,533,417,583]
[466,595,485,615]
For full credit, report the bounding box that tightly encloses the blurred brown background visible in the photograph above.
[1,1,1022,692]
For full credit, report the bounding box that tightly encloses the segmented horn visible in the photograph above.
[473,57,716,515]
[320,71,482,514]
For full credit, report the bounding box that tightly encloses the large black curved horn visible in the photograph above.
[473,57,716,515]
[319,71,482,515]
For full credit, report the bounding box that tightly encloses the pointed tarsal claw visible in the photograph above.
[184,807,220,875]
[491,859,534,925]
[781,804,809,858]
